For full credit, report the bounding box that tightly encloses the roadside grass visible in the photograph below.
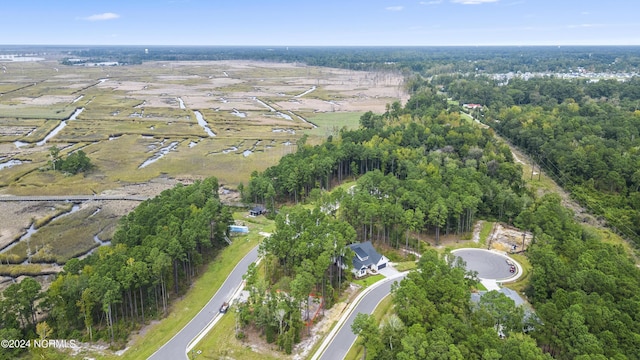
[194,309,282,360]
[473,280,488,291]
[105,218,269,360]
[503,253,532,294]
[479,221,494,246]
[352,274,385,289]
[194,217,281,360]
[344,295,394,360]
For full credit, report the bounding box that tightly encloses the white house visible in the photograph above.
[347,241,389,278]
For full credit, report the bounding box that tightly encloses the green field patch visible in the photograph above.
[0,105,75,120]
[353,274,385,289]
[306,112,362,136]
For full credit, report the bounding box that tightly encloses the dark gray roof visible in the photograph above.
[348,241,383,269]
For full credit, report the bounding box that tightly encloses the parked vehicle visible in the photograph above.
[219,302,229,313]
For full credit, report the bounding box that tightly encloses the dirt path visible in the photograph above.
[466,111,604,228]
[503,137,603,227]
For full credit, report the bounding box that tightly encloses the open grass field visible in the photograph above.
[0,58,405,281]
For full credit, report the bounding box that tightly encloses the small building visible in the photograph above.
[229,225,249,233]
[347,241,389,278]
[249,205,266,217]
[463,103,483,110]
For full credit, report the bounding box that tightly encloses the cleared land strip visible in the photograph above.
[0,195,148,202]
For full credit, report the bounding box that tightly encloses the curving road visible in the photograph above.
[148,245,259,360]
[315,273,407,360]
[147,243,404,360]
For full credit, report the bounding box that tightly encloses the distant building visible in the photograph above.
[249,205,266,217]
[347,241,389,278]
[463,103,483,110]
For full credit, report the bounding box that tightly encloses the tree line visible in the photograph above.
[237,205,357,353]
[59,46,640,75]
[246,89,528,247]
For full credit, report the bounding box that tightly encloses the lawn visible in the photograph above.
[352,274,385,289]
[394,261,417,272]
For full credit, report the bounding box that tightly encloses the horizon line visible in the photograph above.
[2,44,640,48]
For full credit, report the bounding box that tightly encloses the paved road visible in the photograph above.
[452,248,514,280]
[0,195,147,202]
[318,274,406,360]
[148,245,259,360]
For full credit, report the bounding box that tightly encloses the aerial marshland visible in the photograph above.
[0,58,405,284]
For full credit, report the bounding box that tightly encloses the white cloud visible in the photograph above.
[566,23,604,29]
[386,6,404,11]
[451,0,499,4]
[420,0,443,4]
[83,13,120,21]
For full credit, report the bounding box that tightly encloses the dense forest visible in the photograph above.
[351,250,548,360]
[440,73,640,244]
[245,91,527,243]
[239,90,528,352]
[244,84,640,358]
[0,177,232,359]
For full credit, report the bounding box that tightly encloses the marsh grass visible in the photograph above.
[0,264,60,277]
[5,204,117,263]
[305,112,362,138]
[33,203,74,228]
[0,105,74,120]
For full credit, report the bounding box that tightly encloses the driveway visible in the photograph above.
[378,264,400,278]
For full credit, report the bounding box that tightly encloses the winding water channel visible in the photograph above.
[0,204,81,258]
[37,108,84,146]
[194,110,216,136]
[138,141,179,169]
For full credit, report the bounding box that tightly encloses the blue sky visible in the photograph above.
[2,0,639,46]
